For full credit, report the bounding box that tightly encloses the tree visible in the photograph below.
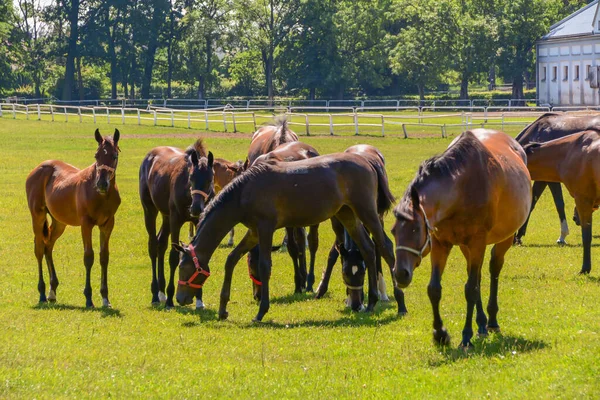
[62,0,80,100]
[0,0,18,93]
[140,0,169,99]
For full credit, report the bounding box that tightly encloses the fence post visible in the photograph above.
[354,112,358,135]
[37,104,41,120]
[232,112,237,133]
[252,112,257,131]
[79,107,82,123]
[305,114,310,136]
[171,110,174,127]
[484,107,488,123]
[246,100,250,111]
[121,108,125,124]
[187,112,191,129]
[107,108,110,124]
[381,115,385,137]
[12,104,15,119]
[154,110,157,126]
[205,112,209,130]
[223,112,227,132]
[441,124,446,138]
[501,112,505,131]
[402,124,408,139]
[137,109,141,125]
[64,107,68,122]
[25,105,29,120]
[0,104,3,118]
[163,99,167,108]
[329,114,334,135]
[396,100,400,112]
[50,105,54,121]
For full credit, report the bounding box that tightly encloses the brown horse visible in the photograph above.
[213,158,244,246]
[315,145,401,312]
[515,112,600,244]
[392,129,531,347]
[26,129,121,308]
[248,141,321,294]
[524,129,600,275]
[139,139,214,308]
[175,152,396,322]
[247,116,299,166]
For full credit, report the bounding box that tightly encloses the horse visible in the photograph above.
[314,144,399,312]
[247,116,299,166]
[213,158,245,246]
[26,129,122,308]
[175,152,396,321]
[139,139,214,309]
[247,141,321,295]
[524,129,600,275]
[514,112,600,245]
[392,129,531,348]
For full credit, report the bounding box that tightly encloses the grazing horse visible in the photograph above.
[213,158,244,246]
[248,141,321,294]
[392,129,531,347]
[139,139,214,309]
[315,144,399,312]
[524,129,600,275]
[175,152,396,321]
[247,116,299,166]
[515,112,600,245]
[26,129,121,308]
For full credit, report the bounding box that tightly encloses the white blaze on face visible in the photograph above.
[352,266,359,275]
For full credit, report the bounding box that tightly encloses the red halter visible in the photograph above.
[178,244,210,289]
[247,256,262,286]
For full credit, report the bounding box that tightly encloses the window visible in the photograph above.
[597,20,600,31]
[541,66,547,81]
[563,66,569,81]
[586,65,592,80]
[574,65,580,81]
[552,66,557,81]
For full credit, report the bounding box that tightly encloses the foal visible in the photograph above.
[213,158,244,246]
[26,129,121,308]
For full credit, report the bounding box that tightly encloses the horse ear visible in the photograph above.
[410,186,420,212]
[94,129,102,144]
[190,150,199,166]
[113,129,120,145]
[172,242,185,253]
[207,151,214,168]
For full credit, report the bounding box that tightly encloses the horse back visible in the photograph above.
[517,112,600,144]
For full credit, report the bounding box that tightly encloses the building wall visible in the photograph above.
[537,36,600,106]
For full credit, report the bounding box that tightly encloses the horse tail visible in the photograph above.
[369,160,396,215]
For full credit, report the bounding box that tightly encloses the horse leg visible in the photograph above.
[293,227,307,292]
[458,240,486,349]
[227,227,235,247]
[515,181,547,245]
[486,236,513,333]
[142,203,160,304]
[315,218,344,299]
[573,206,581,226]
[156,215,170,304]
[81,220,95,308]
[166,215,180,309]
[218,230,258,320]
[45,218,66,302]
[255,223,276,322]
[306,225,319,292]
[99,216,115,308]
[547,182,569,244]
[429,237,453,345]
[32,217,47,303]
[285,227,302,293]
[575,199,593,274]
[375,237,390,302]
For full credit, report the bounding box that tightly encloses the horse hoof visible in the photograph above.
[102,299,112,308]
[253,315,263,323]
[195,299,205,310]
[218,311,229,320]
[579,269,591,275]
[487,325,501,333]
[379,293,390,302]
[459,341,474,352]
[556,239,567,246]
[477,330,488,338]
[433,328,451,346]
[48,290,56,302]
[158,292,167,303]
[165,305,174,311]
[86,303,95,309]
[513,237,522,246]
[39,297,48,304]
[397,311,407,317]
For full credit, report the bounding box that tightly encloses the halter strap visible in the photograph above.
[177,243,210,289]
[191,189,210,200]
[395,204,433,263]
[96,164,116,178]
[345,284,364,290]
[246,256,262,286]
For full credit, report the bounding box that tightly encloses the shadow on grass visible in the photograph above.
[429,334,548,367]
[32,302,122,318]
[519,242,600,248]
[584,275,600,284]
[269,292,316,304]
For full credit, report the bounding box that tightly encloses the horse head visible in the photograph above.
[340,231,366,312]
[188,151,214,218]
[94,128,120,195]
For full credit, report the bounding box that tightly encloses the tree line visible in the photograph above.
[0,0,591,101]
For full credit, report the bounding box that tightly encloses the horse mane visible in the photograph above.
[396,131,487,220]
[515,112,559,143]
[185,138,207,158]
[195,162,272,235]
[263,115,298,149]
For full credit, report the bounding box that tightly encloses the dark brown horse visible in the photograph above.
[175,152,396,321]
[26,129,121,308]
[315,145,401,312]
[213,158,244,246]
[247,116,299,166]
[524,129,600,275]
[248,141,321,294]
[139,139,214,309]
[392,129,531,347]
[515,112,600,244]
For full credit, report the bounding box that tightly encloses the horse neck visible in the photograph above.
[190,196,242,263]
[526,141,569,182]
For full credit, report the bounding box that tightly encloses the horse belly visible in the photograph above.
[45,186,80,226]
[274,185,343,228]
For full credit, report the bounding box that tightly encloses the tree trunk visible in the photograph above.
[417,83,425,102]
[512,73,524,106]
[62,0,79,100]
[107,7,118,100]
[337,84,344,100]
[459,74,469,100]
[77,56,84,100]
[198,76,204,99]
[34,72,41,98]
[123,81,128,98]
[309,87,315,101]
[141,42,158,99]
[167,40,173,98]
[205,35,212,97]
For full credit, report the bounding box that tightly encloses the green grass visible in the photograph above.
[0,118,598,398]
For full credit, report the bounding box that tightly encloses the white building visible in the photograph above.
[537,0,600,106]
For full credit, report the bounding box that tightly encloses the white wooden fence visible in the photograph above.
[0,102,562,137]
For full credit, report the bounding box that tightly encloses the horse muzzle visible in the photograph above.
[393,266,413,289]
[176,289,194,306]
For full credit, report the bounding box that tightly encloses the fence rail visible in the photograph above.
[0,102,585,138]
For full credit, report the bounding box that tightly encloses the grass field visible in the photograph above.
[0,117,598,398]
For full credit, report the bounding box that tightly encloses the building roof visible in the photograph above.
[542,0,598,40]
